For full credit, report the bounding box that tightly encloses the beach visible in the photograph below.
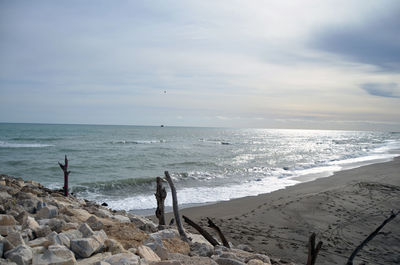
[173,157,400,264]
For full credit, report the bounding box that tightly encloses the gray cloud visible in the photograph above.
[311,5,400,71]
[361,83,400,98]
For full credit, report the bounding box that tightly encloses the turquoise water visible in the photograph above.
[1,123,399,212]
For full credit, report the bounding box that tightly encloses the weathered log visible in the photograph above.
[346,210,399,265]
[155,176,167,226]
[207,218,230,248]
[58,155,71,196]
[183,215,220,246]
[164,171,189,242]
[306,233,322,265]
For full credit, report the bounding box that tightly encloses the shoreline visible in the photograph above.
[166,157,400,264]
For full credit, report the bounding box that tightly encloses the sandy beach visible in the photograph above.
[173,158,400,264]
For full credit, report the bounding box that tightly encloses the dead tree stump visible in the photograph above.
[155,177,167,226]
[164,171,189,242]
[58,155,71,196]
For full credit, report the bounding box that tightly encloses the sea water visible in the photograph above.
[1,123,399,213]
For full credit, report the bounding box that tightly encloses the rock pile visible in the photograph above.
[0,175,292,265]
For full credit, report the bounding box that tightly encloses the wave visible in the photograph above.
[0,141,54,148]
[110,140,166,145]
[10,137,63,141]
[72,177,157,194]
[99,176,300,211]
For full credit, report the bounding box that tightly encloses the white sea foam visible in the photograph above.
[104,176,300,211]
[0,141,54,148]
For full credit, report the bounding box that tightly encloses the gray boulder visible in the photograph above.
[47,231,71,248]
[79,223,94,237]
[34,225,52,238]
[213,258,246,265]
[6,231,25,247]
[48,218,66,233]
[70,231,106,259]
[37,206,58,219]
[32,244,76,265]
[4,244,33,265]
[86,216,103,231]
[0,214,17,226]
[103,253,141,265]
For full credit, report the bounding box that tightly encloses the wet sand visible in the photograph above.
[175,158,400,264]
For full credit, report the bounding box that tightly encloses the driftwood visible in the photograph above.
[155,177,167,226]
[58,155,71,196]
[164,171,189,242]
[183,215,220,246]
[346,210,399,265]
[306,233,322,265]
[207,218,230,248]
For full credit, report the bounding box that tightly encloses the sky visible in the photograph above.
[0,0,399,131]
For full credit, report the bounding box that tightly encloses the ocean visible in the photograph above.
[1,123,399,214]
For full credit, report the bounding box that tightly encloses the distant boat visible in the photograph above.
[160,125,164,127]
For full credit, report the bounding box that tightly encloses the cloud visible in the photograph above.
[311,3,400,71]
[361,83,400,98]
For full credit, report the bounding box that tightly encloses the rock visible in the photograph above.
[48,218,66,233]
[244,254,271,264]
[70,237,103,258]
[34,225,52,238]
[86,216,103,231]
[145,243,168,260]
[162,238,190,255]
[63,222,79,231]
[0,258,18,265]
[247,259,267,265]
[60,229,83,241]
[15,212,29,225]
[37,206,58,219]
[140,223,158,233]
[1,238,15,253]
[4,244,33,265]
[92,230,108,245]
[112,215,130,223]
[0,214,17,226]
[236,244,253,252]
[103,253,141,265]
[21,228,34,242]
[79,223,95,237]
[93,209,112,219]
[28,237,52,248]
[23,216,40,231]
[31,246,46,255]
[77,252,112,265]
[145,229,179,245]
[36,201,46,211]
[213,258,246,265]
[128,214,157,231]
[32,244,76,265]
[47,231,71,248]
[6,231,25,247]
[18,198,40,214]
[104,239,126,254]
[168,253,218,265]
[0,241,3,258]
[190,242,214,257]
[0,191,12,202]
[149,261,182,265]
[93,262,111,265]
[137,245,161,262]
[0,225,16,236]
